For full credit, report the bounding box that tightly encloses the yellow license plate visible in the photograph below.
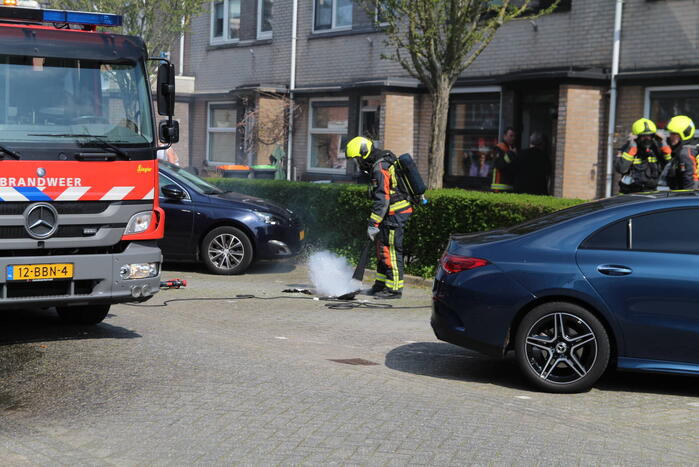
[299,230,305,241]
[7,263,74,281]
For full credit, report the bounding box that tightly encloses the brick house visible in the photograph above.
[169,0,699,199]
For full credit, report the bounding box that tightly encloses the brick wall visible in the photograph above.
[558,85,605,199]
[256,94,287,165]
[172,101,191,167]
[382,93,414,157]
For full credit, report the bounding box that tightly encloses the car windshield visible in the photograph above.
[507,195,652,235]
[160,161,224,195]
[0,54,153,145]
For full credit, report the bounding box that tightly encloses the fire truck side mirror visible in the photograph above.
[159,120,180,144]
[157,62,176,116]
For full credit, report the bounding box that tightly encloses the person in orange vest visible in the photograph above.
[660,115,698,190]
[345,136,413,299]
[491,127,517,192]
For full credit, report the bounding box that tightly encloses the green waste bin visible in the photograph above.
[252,165,276,179]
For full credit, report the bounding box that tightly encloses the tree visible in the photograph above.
[365,0,559,189]
[49,0,206,73]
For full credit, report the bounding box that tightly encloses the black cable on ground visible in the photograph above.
[125,294,430,310]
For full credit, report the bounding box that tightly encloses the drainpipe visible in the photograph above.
[178,16,185,76]
[286,0,299,181]
[605,0,624,198]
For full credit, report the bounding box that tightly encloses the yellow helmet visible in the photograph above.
[631,118,656,136]
[667,115,696,141]
[345,136,373,159]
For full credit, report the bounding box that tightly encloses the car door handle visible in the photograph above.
[597,265,632,276]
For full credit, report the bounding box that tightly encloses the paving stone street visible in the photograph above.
[1,261,698,465]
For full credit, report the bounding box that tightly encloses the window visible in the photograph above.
[308,100,348,172]
[207,103,237,163]
[632,209,699,254]
[580,220,628,250]
[0,56,153,147]
[645,86,699,139]
[211,0,241,43]
[314,0,352,31]
[159,173,191,200]
[446,91,500,180]
[257,0,273,38]
[375,1,390,25]
[359,96,381,143]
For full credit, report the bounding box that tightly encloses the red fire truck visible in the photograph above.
[0,3,178,324]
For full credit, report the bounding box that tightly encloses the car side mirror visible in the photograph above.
[159,120,180,144]
[156,62,176,116]
[161,184,186,200]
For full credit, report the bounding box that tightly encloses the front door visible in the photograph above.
[158,173,195,260]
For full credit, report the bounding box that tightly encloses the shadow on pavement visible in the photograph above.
[0,307,141,346]
[386,342,699,396]
[385,342,529,391]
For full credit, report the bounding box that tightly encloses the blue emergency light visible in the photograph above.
[42,9,123,27]
[0,5,122,28]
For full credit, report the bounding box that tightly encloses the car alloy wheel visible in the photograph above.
[202,226,253,275]
[525,312,597,384]
[209,233,245,270]
[515,302,610,393]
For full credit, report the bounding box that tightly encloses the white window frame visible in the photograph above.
[307,97,349,174]
[206,101,238,165]
[644,85,699,137]
[210,0,241,44]
[312,0,352,33]
[257,0,273,39]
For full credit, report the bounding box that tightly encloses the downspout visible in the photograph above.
[178,16,185,76]
[286,0,299,181]
[605,0,624,198]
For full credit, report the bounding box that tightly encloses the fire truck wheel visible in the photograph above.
[201,226,253,275]
[56,305,110,325]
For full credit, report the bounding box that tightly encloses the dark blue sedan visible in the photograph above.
[158,161,303,274]
[432,192,699,393]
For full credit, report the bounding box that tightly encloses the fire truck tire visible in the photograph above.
[56,304,110,325]
[201,226,253,275]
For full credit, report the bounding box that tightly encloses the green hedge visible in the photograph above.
[207,178,584,277]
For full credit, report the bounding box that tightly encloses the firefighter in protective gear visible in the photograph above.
[346,136,413,299]
[491,127,517,192]
[615,118,666,193]
[662,115,698,190]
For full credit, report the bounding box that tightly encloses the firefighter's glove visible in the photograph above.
[627,134,637,148]
[367,225,380,241]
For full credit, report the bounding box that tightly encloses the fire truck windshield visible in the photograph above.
[0,54,153,147]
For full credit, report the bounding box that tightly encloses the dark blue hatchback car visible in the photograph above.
[158,161,303,274]
[433,192,699,392]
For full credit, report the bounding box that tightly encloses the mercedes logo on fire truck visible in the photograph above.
[37,167,46,177]
[24,203,59,239]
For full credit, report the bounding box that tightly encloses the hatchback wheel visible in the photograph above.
[515,302,610,393]
[201,226,253,275]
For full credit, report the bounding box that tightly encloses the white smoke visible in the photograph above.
[308,251,362,297]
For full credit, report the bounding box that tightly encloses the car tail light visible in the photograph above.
[440,253,489,274]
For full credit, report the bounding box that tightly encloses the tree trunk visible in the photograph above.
[427,78,452,189]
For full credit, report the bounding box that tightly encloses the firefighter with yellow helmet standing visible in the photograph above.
[615,118,666,193]
[346,136,413,299]
[661,115,698,190]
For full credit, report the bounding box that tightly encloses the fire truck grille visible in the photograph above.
[0,225,125,239]
[4,279,98,299]
[0,202,112,216]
